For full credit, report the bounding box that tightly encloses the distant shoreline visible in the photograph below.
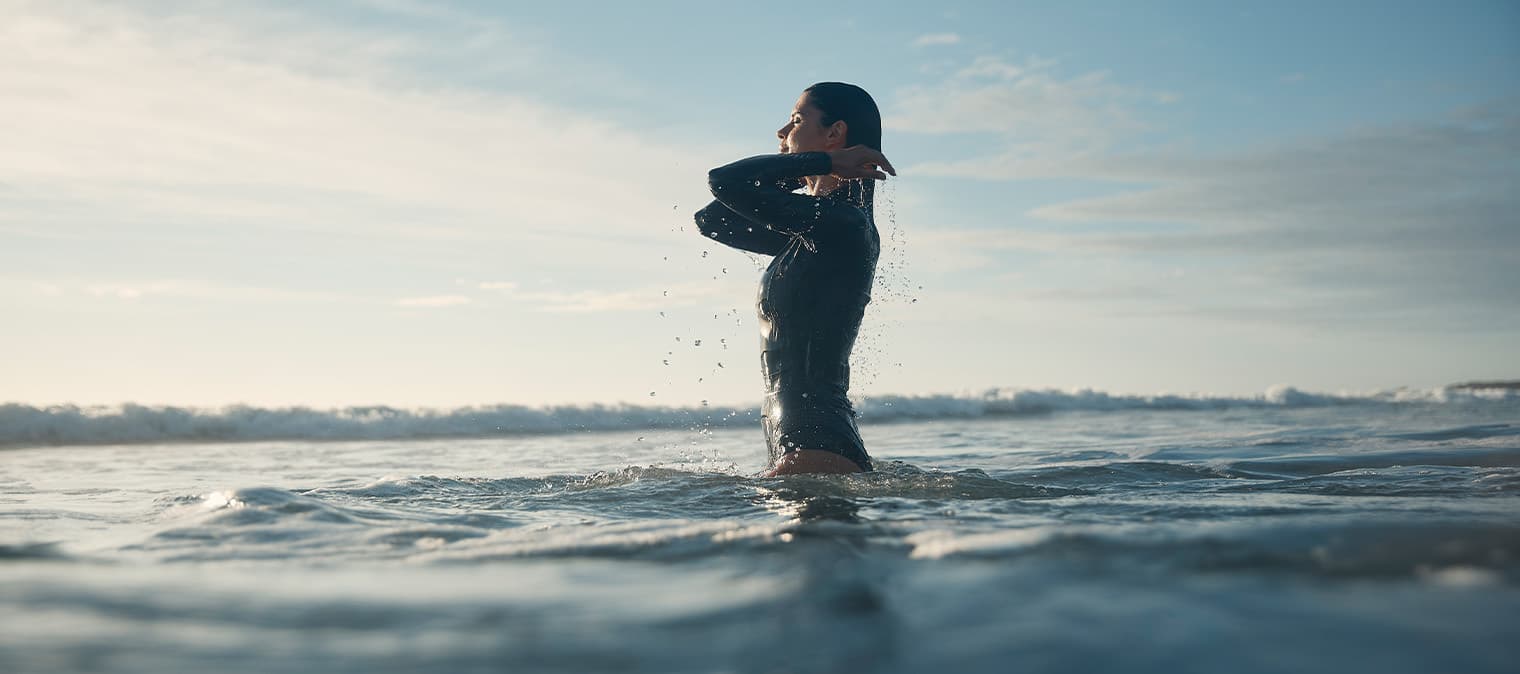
[1449,380,1520,391]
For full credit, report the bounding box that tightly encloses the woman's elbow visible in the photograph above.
[706,168,736,197]
[693,206,720,237]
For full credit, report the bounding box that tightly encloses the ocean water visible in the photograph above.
[2,388,1518,673]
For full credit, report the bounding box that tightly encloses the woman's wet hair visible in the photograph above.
[803,82,882,219]
[804,82,882,150]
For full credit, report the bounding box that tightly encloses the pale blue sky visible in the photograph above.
[2,0,1516,407]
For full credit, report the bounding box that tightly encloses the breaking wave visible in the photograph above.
[2,384,1514,448]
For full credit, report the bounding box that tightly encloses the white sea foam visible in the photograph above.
[854,383,1517,419]
[0,385,1513,447]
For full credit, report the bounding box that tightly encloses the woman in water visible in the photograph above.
[693,82,895,476]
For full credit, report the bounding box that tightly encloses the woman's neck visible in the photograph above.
[806,175,843,197]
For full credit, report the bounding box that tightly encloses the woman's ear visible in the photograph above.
[827,120,849,149]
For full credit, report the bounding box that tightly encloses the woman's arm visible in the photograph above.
[706,152,841,238]
[693,198,792,256]
[707,148,891,238]
[692,171,807,255]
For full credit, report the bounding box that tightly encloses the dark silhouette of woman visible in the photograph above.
[694,82,895,476]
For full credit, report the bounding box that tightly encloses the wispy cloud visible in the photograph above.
[469,281,734,313]
[886,55,1148,163]
[0,1,710,250]
[904,106,1520,331]
[888,50,1517,332]
[1027,108,1519,238]
[68,280,348,303]
[395,295,472,308]
[912,33,961,47]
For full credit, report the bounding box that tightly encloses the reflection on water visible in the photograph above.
[749,481,864,525]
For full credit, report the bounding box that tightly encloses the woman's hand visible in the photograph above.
[827,145,897,181]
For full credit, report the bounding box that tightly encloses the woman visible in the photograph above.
[693,82,895,476]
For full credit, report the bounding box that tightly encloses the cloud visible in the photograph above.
[475,281,735,313]
[1028,109,1519,240]
[886,49,1517,333]
[0,1,712,250]
[903,106,1520,331]
[88,284,144,301]
[912,33,961,47]
[513,289,677,313]
[70,280,349,303]
[30,282,65,297]
[395,295,472,308]
[885,55,1146,160]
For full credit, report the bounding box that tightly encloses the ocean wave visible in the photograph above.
[1,384,1514,448]
[856,383,1517,419]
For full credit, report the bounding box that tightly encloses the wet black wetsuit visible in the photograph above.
[694,151,879,471]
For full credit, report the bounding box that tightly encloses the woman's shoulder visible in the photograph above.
[822,200,872,240]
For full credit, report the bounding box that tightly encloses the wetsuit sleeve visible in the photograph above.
[707,152,863,238]
[693,199,792,256]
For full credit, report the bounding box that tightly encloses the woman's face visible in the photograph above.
[777,92,839,154]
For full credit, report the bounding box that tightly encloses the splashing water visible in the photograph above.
[854,179,911,393]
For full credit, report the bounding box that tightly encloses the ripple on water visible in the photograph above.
[121,463,1077,564]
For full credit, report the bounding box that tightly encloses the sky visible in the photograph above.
[2,0,1517,408]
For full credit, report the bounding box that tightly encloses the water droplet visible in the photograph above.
[701,251,708,258]
[662,290,669,296]
[721,268,727,274]
[675,337,681,342]
[658,311,665,317]
[717,362,724,368]
[801,392,809,398]
[701,399,709,406]
[698,377,704,383]
[662,359,669,365]
[693,339,702,346]
[649,391,656,397]
[753,180,762,186]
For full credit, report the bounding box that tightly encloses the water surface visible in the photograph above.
[2,401,1517,673]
